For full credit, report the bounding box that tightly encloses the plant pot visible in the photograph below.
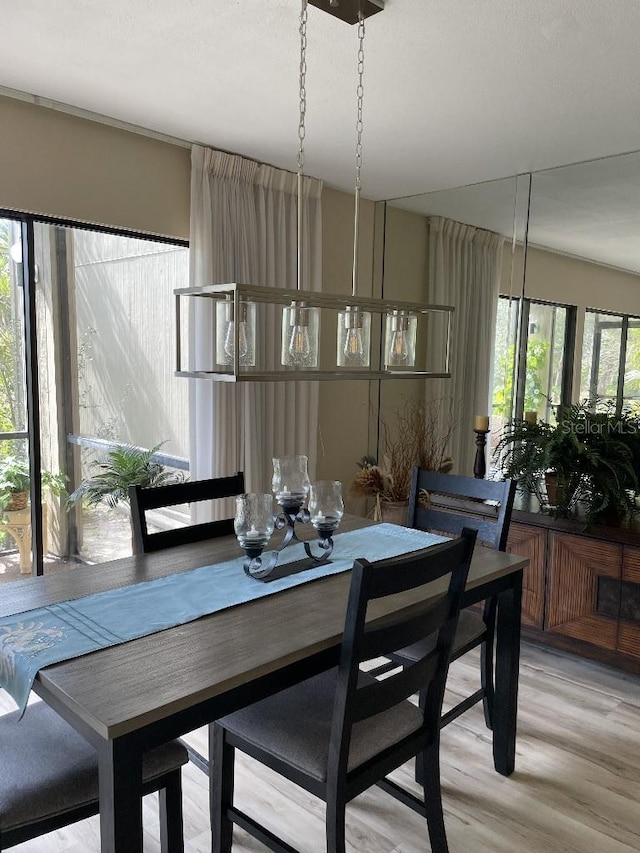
[380,500,409,526]
[543,471,579,518]
[5,490,28,512]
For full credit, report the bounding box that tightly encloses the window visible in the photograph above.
[492,296,576,429]
[0,213,189,581]
[580,310,640,411]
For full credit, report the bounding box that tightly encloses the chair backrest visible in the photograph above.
[328,529,477,785]
[407,468,516,551]
[129,473,245,553]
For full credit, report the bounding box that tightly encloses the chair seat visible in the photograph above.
[393,608,487,665]
[220,668,423,783]
[0,702,188,834]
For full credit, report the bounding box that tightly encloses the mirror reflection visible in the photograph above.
[378,149,640,485]
[380,175,529,478]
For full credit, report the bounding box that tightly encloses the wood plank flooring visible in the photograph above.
[1,642,638,852]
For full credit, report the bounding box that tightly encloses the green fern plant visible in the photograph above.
[67,443,184,510]
[495,400,639,524]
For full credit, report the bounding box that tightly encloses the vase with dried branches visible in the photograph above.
[351,397,458,522]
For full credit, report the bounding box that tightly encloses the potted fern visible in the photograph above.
[67,443,184,548]
[0,456,67,513]
[495,401,640,524]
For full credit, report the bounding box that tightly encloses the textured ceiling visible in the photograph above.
[2,0,640,200]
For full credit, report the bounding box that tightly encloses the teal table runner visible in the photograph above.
[0,523,445,712]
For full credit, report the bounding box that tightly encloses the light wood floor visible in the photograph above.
[2,642,639,852]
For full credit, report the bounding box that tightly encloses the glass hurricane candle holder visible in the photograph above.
[272,455,311,511]
[234,493,275,558]
[308,481,344,538]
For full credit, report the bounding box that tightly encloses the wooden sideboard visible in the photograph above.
[507,508,640,673]
[434,493,640,674]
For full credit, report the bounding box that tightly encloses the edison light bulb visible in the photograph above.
[223,319,249,361]
[281,302,319,367]
[337,307,370,368]
[287,323,311,363]
[343,326,365,362]
[385,310,417,368]
[387,327,409,365]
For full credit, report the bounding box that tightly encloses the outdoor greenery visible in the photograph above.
[0,456,67,512]
[67,443,184,511]
[492,324,551,420]
[0,221,23,447]
[495,400,640,524]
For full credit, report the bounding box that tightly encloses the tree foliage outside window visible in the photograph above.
[0,221,24,455]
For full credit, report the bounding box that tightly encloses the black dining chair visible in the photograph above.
[129,472,245,555]
[378,469,516,731]
[129,472,245,775]
[211,529,477,853]
[0,701,187,852]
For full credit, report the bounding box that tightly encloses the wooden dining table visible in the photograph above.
[0,515,527,853]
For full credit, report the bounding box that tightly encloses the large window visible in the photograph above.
[0,213,189,582]
[492,296,576,430]
[580,310,640,410]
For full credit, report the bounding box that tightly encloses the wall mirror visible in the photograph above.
[376,174,530,483]
[526,151,640,418]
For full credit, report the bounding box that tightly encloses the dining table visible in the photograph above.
[0,514,527,853]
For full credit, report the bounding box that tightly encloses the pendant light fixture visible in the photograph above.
[281,0,320,368]
[337,12,372,368]
[174,0,454,383]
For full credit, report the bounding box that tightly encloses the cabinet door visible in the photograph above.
[618,547,640,660]
[546,533,621,650]
[506,523,546,629]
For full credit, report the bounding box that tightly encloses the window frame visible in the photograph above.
[583,307,640,412]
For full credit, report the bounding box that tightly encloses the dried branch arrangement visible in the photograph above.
[352,397,458,503]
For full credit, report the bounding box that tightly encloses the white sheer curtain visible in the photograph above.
[427,216,504,476]
[189,146,322,512]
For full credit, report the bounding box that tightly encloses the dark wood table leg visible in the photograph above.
[98,736,144,853]
[492,569,523,776]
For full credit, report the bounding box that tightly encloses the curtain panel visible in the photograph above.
[189,146,322,515]
[427,216,504,476]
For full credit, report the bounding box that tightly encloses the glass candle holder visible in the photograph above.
[308,481,344,535]
[272,455,311,509]
[234,494,275,554]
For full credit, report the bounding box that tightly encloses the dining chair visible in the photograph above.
[378,469,516,731]
[129,472,245,554]
[129,472,245,775]
[211,529,477,853]
[0,700,187,852]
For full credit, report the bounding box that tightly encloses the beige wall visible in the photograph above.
[0,95,386,507]
[317,188,379,513]
[0,95,191,239]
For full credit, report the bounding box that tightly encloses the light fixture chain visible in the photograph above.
[298,0,308,175]
[351,13,365,298]
[355,15,365,193]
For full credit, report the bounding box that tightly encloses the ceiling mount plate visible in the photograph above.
[309,0,384,25]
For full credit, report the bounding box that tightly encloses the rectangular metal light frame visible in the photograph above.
[175,283,453,382]
[308,0,384,26]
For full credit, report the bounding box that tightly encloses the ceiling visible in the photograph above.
[2,0,640,200]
